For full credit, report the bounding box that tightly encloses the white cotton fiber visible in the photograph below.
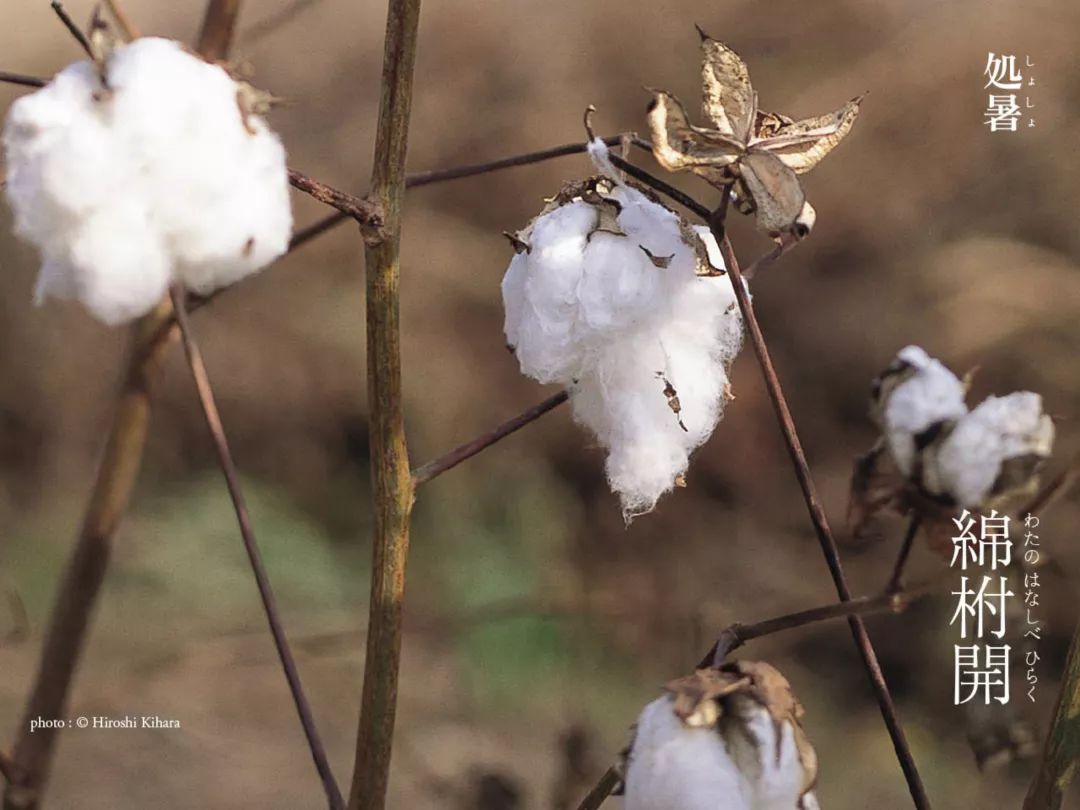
[501,172,742,518]
[877,345,967,476]
[932,392,1054,508]
[4,37,291,325]
[625,693,815,810]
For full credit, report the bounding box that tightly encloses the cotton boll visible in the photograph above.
[623,664,818,810]
[873,345,968,476]
[625,695,753,810]
[930,392,1054,508]
[501,177,741,517]
[3,37,292,324]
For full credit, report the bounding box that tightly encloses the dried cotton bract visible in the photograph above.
[620,663,819,810]
[3,37,292,325]
[501,149,743,518]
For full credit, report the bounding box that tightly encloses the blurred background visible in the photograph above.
[1,0,1078,807]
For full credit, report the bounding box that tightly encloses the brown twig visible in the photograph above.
[574,767,621,810]
[288,169,384,237]
[195,0,243,62]
[49,1,92,56]
[3,303,176,810]
[168,288,345,810]
[704,574,944,667]
[713,227,931,809]
[886,515,922,594]
[412,390,569,487]
[286,135,627,256]
[348,0,421,808]
[0,72,46,89]
[102,0,140,41]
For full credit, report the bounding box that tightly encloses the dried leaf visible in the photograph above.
[664,668,749,727]
[697,27,755,141]
[639,245,673,268]
[738,150,806,235]
[755,96,863,175]
[724,661,818,795]
[847,440,905,541]
[754,108,795,138]
[657,373,688,432]
[586,194,626,240]
[647,90,743,186]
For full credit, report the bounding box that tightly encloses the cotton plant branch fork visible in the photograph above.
[0,5,243,810]
[348,0,421,809]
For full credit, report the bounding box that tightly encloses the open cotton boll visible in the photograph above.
[873,345,968,476]
[501,176,742,517]
[623,664,818,810]
[930,392,1054,508]
[3,37,291,325]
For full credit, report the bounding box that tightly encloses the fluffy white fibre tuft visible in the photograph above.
[624,694,817,810]
[4,37,291,325]
[878,345,967,476]
[932,392,1054,508]
[874,346,1054,509]
[501,172,742,518]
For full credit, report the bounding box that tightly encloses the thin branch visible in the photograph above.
[348,0,421,808]
[50,1,92,56]
[704,575,945,667]
[1025,616,1080,809]
[286,135,627,256]
[886,515,922,594]
[412,390,569,487]
[607,154,711,219]
[102,0,140,41]
[3,302,176,810]
[0,72,46,89]
[288,168,383,236]
[195,0,243,63]
[574,767,621,810]
[713,228,931,809]
[168,288,345,810]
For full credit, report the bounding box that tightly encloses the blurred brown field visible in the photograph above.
[1,0,1079,807]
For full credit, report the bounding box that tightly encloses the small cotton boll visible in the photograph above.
[625,696,752,810]
[624,665,818,810]
[930,392,1054,508]
[875,345,968,476]
[501,178,741,516]
[4,37,292,324]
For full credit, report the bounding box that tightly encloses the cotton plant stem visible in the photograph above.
[1025,618,1080,809]
[102,0,140,41]
[195,0,243,62]
[2,302,176,810]
[574,767,622,810]
[713,229,931,810]
[348,1,421,808]
[168,288,345,810]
